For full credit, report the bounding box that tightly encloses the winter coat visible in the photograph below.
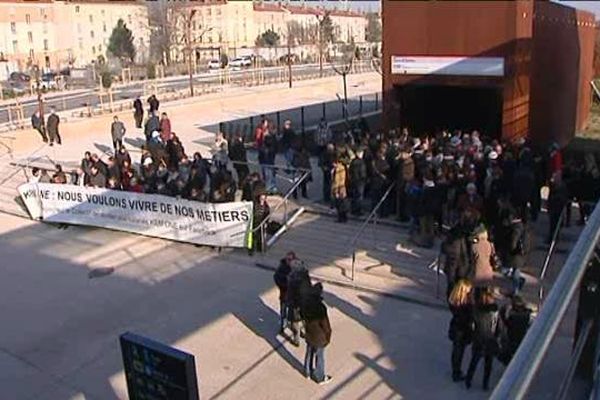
[111,121,126,141]
[133,99,143,114]
[472,303,504,352]
[305,302,332,348]
[443,229,473,284]
[258,134,277,165]
[507,221,527,270]
[228,140,247,162]
[471,237,495,287]
[88,172,107,188]
[159,118,172,142]
[286,267,311,322]
[273,259,292,301]
[145,116,160,138]
[449,303,474,344]
[31,113,44,131]
[47,113,60,136]
[349,158,367,188]
[331,163,347,199]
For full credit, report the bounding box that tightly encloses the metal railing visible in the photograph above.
[538,205,567,307]
[247,163,312,253]
[348,182,396,281]
[490,200,600,400]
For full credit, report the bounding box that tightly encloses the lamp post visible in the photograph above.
[32,64,44,130]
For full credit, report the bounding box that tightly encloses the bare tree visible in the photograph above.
[330,45,355,121]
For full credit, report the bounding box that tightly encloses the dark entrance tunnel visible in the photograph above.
[396,84,504,138]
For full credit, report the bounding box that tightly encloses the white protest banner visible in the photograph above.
[18,183,254,248]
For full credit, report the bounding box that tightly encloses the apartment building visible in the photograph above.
[0,0,148,77]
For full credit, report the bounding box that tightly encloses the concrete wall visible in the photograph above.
[382,0,595,145]
[529,1,595,146]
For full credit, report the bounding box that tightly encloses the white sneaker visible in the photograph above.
[318,375,333,385]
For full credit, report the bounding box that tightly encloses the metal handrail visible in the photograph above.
[251,169,311,235]
[490,200,600,400]
[349,182,396,281]
[539,205,568,307]
[556,319,593,400]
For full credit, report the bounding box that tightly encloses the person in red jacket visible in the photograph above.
[549,143,563,179]
[159,112,172,142]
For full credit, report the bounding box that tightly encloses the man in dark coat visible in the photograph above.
[547,172,569,244]
[110,115,126,151]
[286,260,311,347]
[228,132,249,188]
[349,148,367,215]
[147,94,159,113]
[274,252,296,335]
[443,225,473,297]
[46,108,62,146]
[133,97,143,128]
[31,111,48,142]
[144,111,160,140]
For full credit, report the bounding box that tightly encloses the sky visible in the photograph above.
[561,1,600,18]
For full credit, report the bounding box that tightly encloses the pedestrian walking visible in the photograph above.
[274,252,296,335]
[133,97,144,128]
[469,226,496,288]
[147,94,159,113]
[111,115,126,151]
[46,108,62,146]
[448,279,474,382]
[303,283,333,384]
[31,111,48,143]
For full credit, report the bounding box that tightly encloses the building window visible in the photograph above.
[103,23,107,33]
[92,46,96,54]
[128,15,132,24]
[28,32,33,44]
[89,15,93,23]
[90,30,95,39]
[75,5,80,13]
[98,44,102,52]
[43,39,48,51]
[29,49,34,59]
[26,14,31,24]
[40,8,45,17]
[101,10,105,16]
[207,8,211,16]
[12,40,18,53]
[10,22,16,34]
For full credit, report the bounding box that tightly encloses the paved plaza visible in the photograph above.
[0,72,585,399]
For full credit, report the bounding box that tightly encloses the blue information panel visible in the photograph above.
[119,332,199,400]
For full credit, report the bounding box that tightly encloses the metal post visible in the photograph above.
[375,92,379,110]
[301,106,305,137]
[359,95,363,115]
[276,111,281,136]
[287,26,292,89]
[342,72,348,120]
[351,251,356,282]
[322,102,326,119]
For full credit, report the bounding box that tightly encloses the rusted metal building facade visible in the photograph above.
[382,0,595,145]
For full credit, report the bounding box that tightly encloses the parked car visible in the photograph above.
[40,73,59,90]
[207,59,223,70]
[9,71,31,83]
[229,56,252,69]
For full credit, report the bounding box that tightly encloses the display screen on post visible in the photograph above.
[119,332,199,400]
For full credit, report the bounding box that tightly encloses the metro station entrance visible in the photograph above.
[396,84,504,138]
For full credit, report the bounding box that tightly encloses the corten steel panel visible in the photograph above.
[382,0,534,140]
[529,2,595,146]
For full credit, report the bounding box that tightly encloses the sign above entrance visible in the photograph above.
[391,56,505,77]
